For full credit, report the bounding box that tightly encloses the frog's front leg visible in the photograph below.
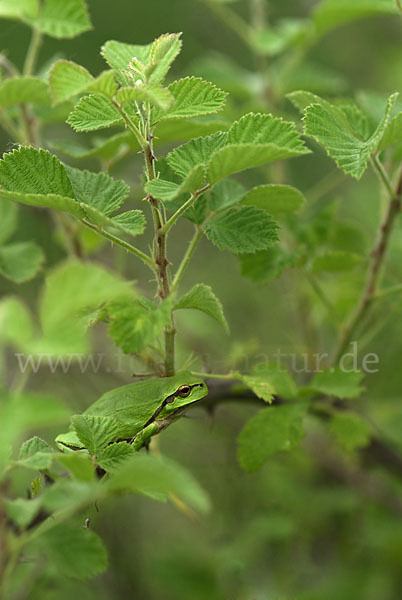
[130,416,176,451]
[130,422,159,451]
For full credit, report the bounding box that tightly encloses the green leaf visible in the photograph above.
[19,436,54,459]
[0,199,18,244]
[330,411,372,452]
[286,90,323,113]
[312,251,363,272]
[209,179,246,212]
[156,115,229,146]
[207,113,309,182]
[111,210,146,237]
[0,392,68,473]
[56,452,95,481]
[101,39,152,82]
[0,241,44,283]
[208,143,300,183]
[108,297,172,354]
[237,373,275,404]
[379,112,402,150]
[16,437,56,473]
[241,184,305,217]
[108,453,210,513]
[40,260,132,338]
[167,131,227,178]
[49,59,93,104]
[152,77,227,123]
[0,147,127,228]
[149,33,182,83]
[37,524,107,580]
[204,206,279,254]
[71,415,119,455]
[253,364,299,399]
[0,76,50,107]
[51,131,135,160]
[144,179,179,201]
[97,442,135,472]
[174,283,229,333]
[0,147,140,236]
[310,367,364,399]
[0,0,38,20]
[0,190,83,218]
[116,83,174,110]
[227,112,308,148]
[5,497,41,529]
[65,165,129,217]
[32,0,92,39]
[237,403,306,471]
[239,246,301,283]
[145,165,206,202]
[41,479,99,513]
[87,70,118,98]
[67,94,122,132]
[16,451,55,470]
[0,297,34,347]
[0,146,74,197]
[337,102,371,140]
[303,92,398,179]
[313,0,398,36]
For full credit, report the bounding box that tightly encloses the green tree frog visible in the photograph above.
[55,371,208,452]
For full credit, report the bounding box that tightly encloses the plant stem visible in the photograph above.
[192,371,236,381]
[305,271,339,324]
[23,28,42,76]
[331,164,401,363]
[371,154,395,198]
[112,100,146,147]
[141,104,176,376]
[160,184,211,235]
[204,0,253,47]
[20,102,38,145]
[19,28,43,147]
[375,283,402,299]
[171,226,204,293]
[80,219,155,271]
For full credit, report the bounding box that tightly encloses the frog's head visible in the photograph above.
[159,371,208,416]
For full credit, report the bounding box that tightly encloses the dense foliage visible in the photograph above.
[0,1,401,599]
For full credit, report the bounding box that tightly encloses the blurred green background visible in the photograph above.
[1,1,402,599]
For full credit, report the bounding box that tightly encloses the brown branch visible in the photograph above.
[332,167,402,363]
[144,134,176,377]
[200,378,402,480]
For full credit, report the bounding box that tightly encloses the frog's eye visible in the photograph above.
[177,385,191,398]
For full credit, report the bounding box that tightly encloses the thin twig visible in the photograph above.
[204,0,254,47]
[23,28,42,76]
[171,226,204,293]
[331,164,401,363]
[161,185,211,235]
[80,219,155,271]
[375,283,402,299]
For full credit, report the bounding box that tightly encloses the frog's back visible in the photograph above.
[83,372,202,439]
[84,379,162,438]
